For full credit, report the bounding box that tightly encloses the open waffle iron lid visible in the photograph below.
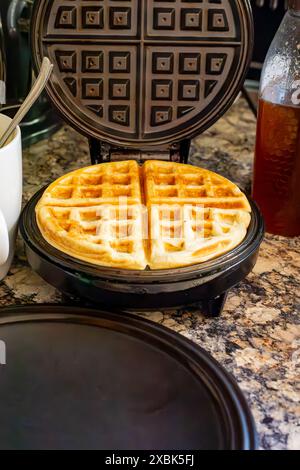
[31,0,253,150]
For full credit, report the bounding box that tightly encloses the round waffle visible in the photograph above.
[36,161,251,270]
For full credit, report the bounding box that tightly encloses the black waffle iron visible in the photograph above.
[20,0,264,315]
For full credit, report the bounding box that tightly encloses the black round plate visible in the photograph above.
[0,305,257,450]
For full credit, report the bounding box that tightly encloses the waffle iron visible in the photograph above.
[20,0,264,315]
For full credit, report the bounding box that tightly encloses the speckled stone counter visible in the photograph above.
[0,98,299,450]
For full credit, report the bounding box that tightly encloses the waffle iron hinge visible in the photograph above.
[88,138,191,165]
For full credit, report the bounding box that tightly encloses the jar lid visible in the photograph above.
[31,0,253,149]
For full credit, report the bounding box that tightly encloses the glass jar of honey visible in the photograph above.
[252,0,300,236]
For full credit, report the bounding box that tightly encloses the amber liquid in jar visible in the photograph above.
[252,99,300,236]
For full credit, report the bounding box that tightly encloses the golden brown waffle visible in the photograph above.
[143,160,251,210]
[36,160,251,270]
[36,161,147,269]
[149,205,251,269]
[144,160,251,268]
[39,160,142,207]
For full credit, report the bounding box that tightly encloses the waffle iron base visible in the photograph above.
[20,188,264,315]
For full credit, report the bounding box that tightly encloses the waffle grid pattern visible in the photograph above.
[37,161,251,270]
[144,160,250,208]
[33,0,249,143]
[144,161,251,268]
[43,161,142,206]
[37,161,147,269]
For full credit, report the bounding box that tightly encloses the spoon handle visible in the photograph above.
[0,57,54,149]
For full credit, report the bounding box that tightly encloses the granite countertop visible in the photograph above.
[0,97,299,450]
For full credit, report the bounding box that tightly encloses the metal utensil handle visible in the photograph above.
[0,57,53,148]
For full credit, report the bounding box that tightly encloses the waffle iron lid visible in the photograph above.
[31,0,253,149]
[0,305,257,450]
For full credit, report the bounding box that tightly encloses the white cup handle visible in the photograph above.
[0,209,9,266]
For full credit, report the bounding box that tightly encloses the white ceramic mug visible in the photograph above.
[0,113,22,281]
